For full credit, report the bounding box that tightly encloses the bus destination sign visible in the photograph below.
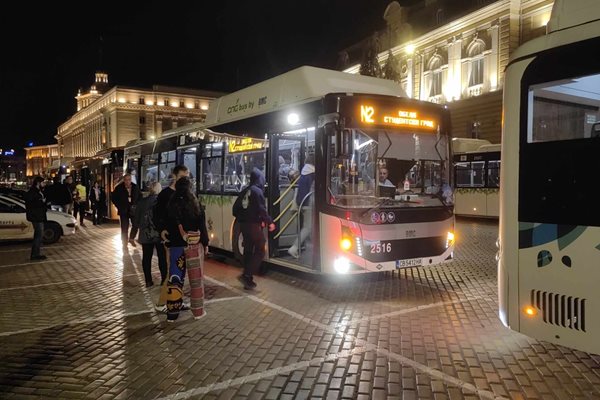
[228,137,265,153]
[359,105,437,131]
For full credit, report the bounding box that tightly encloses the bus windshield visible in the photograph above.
[328,128,452,208]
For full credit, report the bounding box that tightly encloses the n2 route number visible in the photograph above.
[370,242,392,254]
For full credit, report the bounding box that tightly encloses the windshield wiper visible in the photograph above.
[360,197,402,217]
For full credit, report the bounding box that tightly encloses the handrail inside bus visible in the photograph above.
[296,191,314,259]
[273,176,300,205]
[274,200,294,223]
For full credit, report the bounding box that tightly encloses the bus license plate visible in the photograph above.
[396,258,422,268]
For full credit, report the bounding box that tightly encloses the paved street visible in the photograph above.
[1,219,599,400]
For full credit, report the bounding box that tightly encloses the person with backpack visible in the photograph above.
[134,182,167,287]
[233,167,275,290]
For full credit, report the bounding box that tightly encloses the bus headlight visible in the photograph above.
[446,231,455,248]
[340,237,352,251]
[334,257,350,274]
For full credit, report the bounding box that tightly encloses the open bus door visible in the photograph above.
[267,133,307,263]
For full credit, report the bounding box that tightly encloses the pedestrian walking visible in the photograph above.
[233,168,275,290]
[63,176,75,215]
[111,174,141,249]
[24,176,48,261]
[160,177,209,322]
[134,182,167,287]
[73,180,88,226]
[89,181,107,225]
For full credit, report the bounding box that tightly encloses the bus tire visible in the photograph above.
[43,222,62,244]
[232,221,244,263]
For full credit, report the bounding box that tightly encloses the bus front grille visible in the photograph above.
[531,290,586,332]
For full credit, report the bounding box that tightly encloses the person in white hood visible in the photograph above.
[288,154,315,258]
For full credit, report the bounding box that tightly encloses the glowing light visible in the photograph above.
[171,102,179,107]
[406,44,415,54]
[118,98,127,103]
[524,306,537,317]
[149,135,156,140]
[473,207,477,211]
[333,257,350,274]
[145,100,154,106]
[340,238,352,251]
[200,104,209,110]
[287,113,300,125]
[360,105,375,124]
[186,103,194,109]
[447,231,455,243]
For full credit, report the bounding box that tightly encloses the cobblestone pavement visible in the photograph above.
[1,219,599,399]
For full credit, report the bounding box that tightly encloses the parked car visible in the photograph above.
[0,194,77,244]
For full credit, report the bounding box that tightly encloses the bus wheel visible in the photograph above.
[232,221,244,263]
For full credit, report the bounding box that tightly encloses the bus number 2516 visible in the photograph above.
[370,242,392,254]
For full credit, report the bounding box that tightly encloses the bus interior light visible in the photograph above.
[287,113,300,125]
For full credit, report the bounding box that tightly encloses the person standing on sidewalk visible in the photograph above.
[162,177,209,322]
[154,165,189,313]
[134,182,167,287]
[233,168,275,290]
[24,176,48,261]
[89,181,107,225]
[111,174,141,249]
[63,176,75,215]
[73,180,88,226]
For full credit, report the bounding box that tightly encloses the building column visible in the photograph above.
[489,21,500,91]
[447,36,462,102]
[406,57,413,98]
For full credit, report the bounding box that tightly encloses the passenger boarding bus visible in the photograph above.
[126,66,456,274]
[452,138,500,218]
[498,0,600,354]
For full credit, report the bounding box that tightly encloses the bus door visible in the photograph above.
[267,133,307,263]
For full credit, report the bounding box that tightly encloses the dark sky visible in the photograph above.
[0,0,421,153]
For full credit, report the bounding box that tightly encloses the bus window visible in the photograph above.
[455,162,471,187]
[141,153,159,191]
[471,161,485,186]
[487,160,500,187]
[159,150,176,188]
[529,73,600,143]
[181,148,197,192]
[199,143,224,192]
[224,151,266,192]
[328,128,450,208]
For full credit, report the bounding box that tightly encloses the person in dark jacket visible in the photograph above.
[236,168,275,290]
[63,175,75,215]
[160,177,209,321]
[45,176,72,213]
[111,174,141,248]
[89,181,107,225]
[134,182,167,287]
[24,176,48,261]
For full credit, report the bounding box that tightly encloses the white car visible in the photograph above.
[0,194,77,244]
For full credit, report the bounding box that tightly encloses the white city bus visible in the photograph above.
[452,138,500,218]
[498,0,600,354]
[127,66,456,274]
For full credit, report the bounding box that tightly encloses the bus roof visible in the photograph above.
[509,0,600,63]
[204,66,406,127]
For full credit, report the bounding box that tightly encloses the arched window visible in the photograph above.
[428,55,443,97]
[467,39,485,87]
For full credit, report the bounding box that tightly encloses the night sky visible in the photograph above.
[0,0,425,153]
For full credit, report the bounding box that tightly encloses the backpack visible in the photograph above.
[232,186,251,220]
[143,206,160,242]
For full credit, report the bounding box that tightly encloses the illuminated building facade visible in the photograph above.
[56,72,224,161]
[341,0,554,143]
[25,144,60,178]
